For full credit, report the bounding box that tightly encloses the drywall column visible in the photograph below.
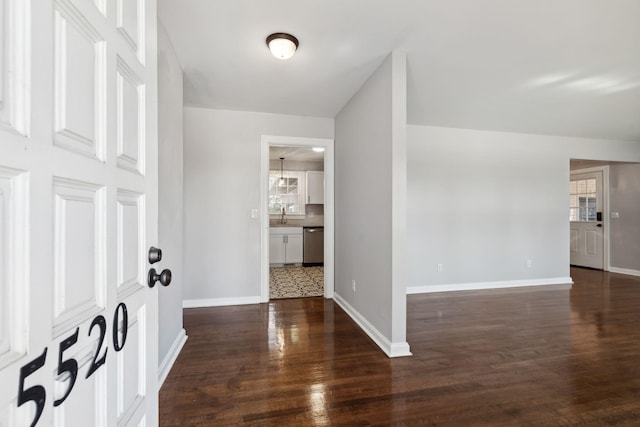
[609,163,640,274]
[334,51,410,357]
[390,52,409,354]
[157,23,186,384]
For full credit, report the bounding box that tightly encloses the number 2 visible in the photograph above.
[86,315,107,378]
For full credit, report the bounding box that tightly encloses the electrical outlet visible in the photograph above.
[526,259,532,268]
[437,264,443,273]
[250,208,258,219]
[352,280,356,292]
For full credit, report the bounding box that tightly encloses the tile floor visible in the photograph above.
[270,266,324,299]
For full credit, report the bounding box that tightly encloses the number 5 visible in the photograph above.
[17,348,48,427]
[53,328,79,407]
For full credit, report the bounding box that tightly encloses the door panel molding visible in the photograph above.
[0,0,29,136]
[0,168,28,368]
[116,0,145,64]
[116,56,145,175]
[53,0,107,161]
[116,189,145,298]
[52,178,106,337]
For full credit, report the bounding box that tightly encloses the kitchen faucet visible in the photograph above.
[280,207,287,224]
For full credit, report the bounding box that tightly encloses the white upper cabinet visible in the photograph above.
[306,171,324,204]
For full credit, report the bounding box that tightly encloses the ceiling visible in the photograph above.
[570,159,635,170]
[269,146,324,162]
[158,0,640,143]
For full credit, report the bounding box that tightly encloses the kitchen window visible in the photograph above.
[269,171,306,216]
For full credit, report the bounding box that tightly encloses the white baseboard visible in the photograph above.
[608,267,640,277]
[158,329,187,388]
[407,277,573,294]
[333,293,411,358]
[182,296,261,308]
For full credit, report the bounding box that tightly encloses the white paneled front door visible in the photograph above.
[570,170,605,270]
[0,0,160,425]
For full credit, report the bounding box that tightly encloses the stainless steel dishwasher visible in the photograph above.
[303,227,324,266]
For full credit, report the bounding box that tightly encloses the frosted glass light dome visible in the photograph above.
[266,33,299,60]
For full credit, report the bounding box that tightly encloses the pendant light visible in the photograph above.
[279,157,286,186]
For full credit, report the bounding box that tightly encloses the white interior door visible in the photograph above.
[0,0,160,425]
[570,170,604,269]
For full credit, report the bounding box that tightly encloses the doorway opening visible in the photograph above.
[570,159,640,277]
[260,136,334,302]
[569,163,608,270]
[569,159,640,274]
[269,146,324,299]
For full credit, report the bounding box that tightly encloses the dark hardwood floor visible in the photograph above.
[159,268,640,425]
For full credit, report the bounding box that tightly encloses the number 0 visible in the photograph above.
[113,303,128,352]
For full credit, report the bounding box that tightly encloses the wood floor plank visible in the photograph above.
[160,268,640,425]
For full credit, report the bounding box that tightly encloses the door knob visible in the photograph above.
[147,268,172,288]
[148,246,162,264]
[596,223,603,228]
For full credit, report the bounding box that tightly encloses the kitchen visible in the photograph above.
[268,146,325,299]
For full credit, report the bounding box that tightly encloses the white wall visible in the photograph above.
[157,23,186,380]
[334,52,410,357]
[183,108,333,304]
[407,125,640,292]
[610,163,640,273]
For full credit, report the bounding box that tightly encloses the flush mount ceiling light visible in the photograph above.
[312,147,325,153]
[266,33,299,60]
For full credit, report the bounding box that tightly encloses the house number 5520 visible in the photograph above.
[17,303,128,427]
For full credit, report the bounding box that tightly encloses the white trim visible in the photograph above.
[407,277,573,294]
[608,267,640,277]
[604,166,610,271]
[260,135,335,302]
[0,0,30,136]
[158,329,187,388]
[333,293,412,358]
[182,296,261,308]
[390,50,408,349]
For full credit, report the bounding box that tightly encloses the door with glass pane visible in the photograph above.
[570,170,604,269]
